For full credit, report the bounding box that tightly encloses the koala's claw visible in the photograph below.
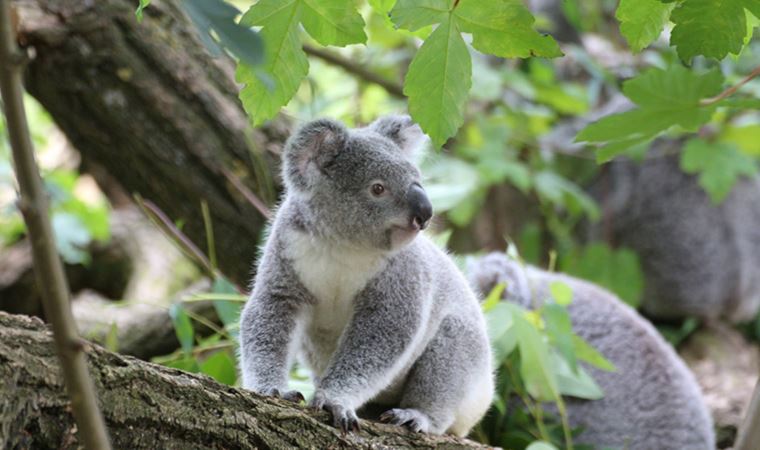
[265,388,305,404]
[379,408,432,433]
[310,391,361,433]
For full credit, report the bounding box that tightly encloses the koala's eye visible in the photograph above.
[371,183,386,196]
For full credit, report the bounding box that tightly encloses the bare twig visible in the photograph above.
[735,378,760,450]
[0,1,111,449]
[219,166,272,220]
[303,44,405,99]
[700,65,760,107]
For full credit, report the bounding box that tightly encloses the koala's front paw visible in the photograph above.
[310,390,361,433]
[262,388,305,404]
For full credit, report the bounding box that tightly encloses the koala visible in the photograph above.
[469,253,715,450]
[238,116,494,436]
[589,147,760,322]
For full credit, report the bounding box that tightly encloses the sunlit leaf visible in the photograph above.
[680,138,758,203]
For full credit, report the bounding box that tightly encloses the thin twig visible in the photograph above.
[219,166,272,220]
[303,44,405,99]
[700,65,760,107]
[0,1,111,448]
[134,195,215,276]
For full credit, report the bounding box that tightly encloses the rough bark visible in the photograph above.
[0,312,490,450]
[13,0,291,286]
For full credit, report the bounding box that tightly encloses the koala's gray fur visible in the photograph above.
[589,148,760,322]
[239,116,494,436]
[469,253,715,450]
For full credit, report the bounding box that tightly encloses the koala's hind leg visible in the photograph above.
[380,316,493,436]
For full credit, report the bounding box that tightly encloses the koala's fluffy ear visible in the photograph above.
[283,119,348,190]
[369,115,427,159]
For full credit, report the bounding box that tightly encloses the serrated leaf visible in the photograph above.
[301,0,367,46]
[183,0,264,66]
[670,0,754,61]
[404,17,471,148]
[616,0,674,52]
[390,0,452,32]
[369,0,397,14]
[577,66,724,155]
[454,0,562,58]
[680,139,758,203]
[238,0,308,125]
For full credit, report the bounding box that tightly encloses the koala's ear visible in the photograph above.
[369,115,427,159]
[283,119,348,190]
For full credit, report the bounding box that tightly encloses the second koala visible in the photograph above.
[239,116,494,436]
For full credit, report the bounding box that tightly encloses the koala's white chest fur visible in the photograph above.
[285,230,386,375]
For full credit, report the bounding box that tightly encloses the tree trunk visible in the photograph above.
[13,0,290,286]
[0,311,489,450]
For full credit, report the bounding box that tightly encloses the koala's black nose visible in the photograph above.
[407,184,433,229]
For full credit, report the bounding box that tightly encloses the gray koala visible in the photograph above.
[469,253,715,450]
[589,148,760,322]
[238,116,494,436]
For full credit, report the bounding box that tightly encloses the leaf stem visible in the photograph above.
[700,65,760,107]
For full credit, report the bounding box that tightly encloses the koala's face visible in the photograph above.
[283,115,433,251]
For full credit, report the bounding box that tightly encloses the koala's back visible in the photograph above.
[592,153,760,321]
[469,254,715,449]
[525,268,715,450]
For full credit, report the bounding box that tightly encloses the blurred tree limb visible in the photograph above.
[0,311,489,449]
[12,0,290,286]
[0,0,111,447]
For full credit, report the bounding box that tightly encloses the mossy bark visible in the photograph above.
[0,312,490,450]
[13,0,289,286]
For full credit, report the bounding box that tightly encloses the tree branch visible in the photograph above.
[303,44,406,99]
[0,1,111,448]
[700,65,760,106]
[0,311,490,449]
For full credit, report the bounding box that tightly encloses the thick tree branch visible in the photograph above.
[0,312,490,449]
[13,0,290,286]
[0,1,111,448]
[735,378,760,450]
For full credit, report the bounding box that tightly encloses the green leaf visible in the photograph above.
[572,335,616,372]
[238,0,308,125]
[551,351,605,400]
[404,16,471,148]
[616,0,674,52]
[300,0,367,46]
[183,0,264,66]
[454,0,562,58]
[549,281,572,306]
[680,138,758,203]
[486,303,518,362]
[482,282,506,312]
[508,303,560,402]
[51,213,92,264]
[720,125,760,156]
[390,0,453,32]
[577,66,724,157]
[169,303,195,355]
[560,243,643,307]
[369,0,397,14]
[135,0,151,22]
[212,277,243,331]
[105,322,119,353]
[534,171,600,220]
[543,303,576,372]
[199,351,238,385]
[670,0,756,61]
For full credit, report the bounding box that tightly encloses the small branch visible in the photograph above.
[700,65,760,107]
[0,1,111,449]
[735,378,760,450]
[303,44,406,99]
[219,166,272,220]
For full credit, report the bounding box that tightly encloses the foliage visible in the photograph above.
[0,97,110,264]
